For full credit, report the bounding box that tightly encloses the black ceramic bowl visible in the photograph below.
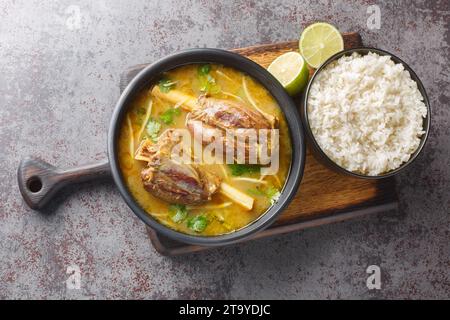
[302,47,431,179]
[108,48,306,246]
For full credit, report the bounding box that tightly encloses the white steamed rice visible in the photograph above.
[307,52,427,176]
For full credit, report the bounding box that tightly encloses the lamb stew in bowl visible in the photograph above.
[118,63,292,236]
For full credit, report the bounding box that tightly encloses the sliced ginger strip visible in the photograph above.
[220,182,254,210]
[151,86,198,111]
[242,76,277,127]
[127,115,134,158]
[231,177,268,185]
[137,99,153,141]
[187,202,233,210]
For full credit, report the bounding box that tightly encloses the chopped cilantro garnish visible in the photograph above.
[247,188,266,197]
[247,186,281,205]
[199,73,220,94]
[145,118,161,142]
[266,186,281,205]
[187,215,208,233]
[158,77,176,93]
[169,204,188,223]
[159,107,181,125]
[228,164,261,176]
[198,64,211,76]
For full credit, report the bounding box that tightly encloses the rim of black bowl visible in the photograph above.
[108,48,306,246]
[302,47,431,179]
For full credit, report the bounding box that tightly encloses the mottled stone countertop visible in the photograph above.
[0,0,448,299]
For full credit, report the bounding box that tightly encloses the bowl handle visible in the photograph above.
[17,157,111,210]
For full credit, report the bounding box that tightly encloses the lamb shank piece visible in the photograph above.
[152,85,278,162]
[185,95,278,161]
[151,86,278,131]
[136,129,221,205]
[188,95,274,129]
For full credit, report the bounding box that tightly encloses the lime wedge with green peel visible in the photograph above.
[267,51,309,96]
[299,22,344,69]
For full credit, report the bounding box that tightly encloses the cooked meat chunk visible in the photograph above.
[186,95,278,161]
[188,95,275,131]
[137,129,221,205]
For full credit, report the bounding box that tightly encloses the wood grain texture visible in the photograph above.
[18,157,111,210]
[120,32,398,255]
[233,32,361,62]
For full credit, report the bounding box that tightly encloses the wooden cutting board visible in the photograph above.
[120,32,398,256]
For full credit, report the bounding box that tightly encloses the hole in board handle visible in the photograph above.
[27,176,43,193]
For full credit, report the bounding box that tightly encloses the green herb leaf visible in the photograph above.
[145,118,161,142]
[228,164,261,176]
[187,215,208,233]
[248,186,280,205]
[198,64,211,76]
[159,107,181,125]
[169,204,188,223]
[199,73,221,94]
[158,77,176,93]
[266,186,281,205]
[247,188,266,197]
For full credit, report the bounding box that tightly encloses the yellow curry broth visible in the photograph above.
[118,64,292,236]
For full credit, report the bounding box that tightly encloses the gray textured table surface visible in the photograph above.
[1,0,449,299]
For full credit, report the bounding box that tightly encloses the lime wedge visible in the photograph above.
[299,22,344,69]
[267,51,309,96]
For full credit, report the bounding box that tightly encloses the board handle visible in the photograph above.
[17,157,111,210]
